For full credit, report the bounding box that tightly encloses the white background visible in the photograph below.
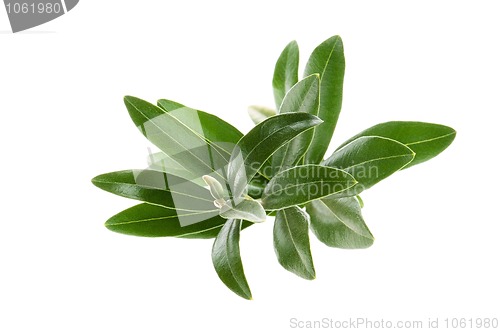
[1,1,499,331]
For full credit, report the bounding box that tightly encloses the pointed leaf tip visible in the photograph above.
[273,40,300,109]
[212,219,252,299]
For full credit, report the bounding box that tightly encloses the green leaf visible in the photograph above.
[303,35,345,164]
[220,198,267,223]
[124,96,243,182]
[105,203,226,239]
[356,195,364,208]
[203,175,227,201]
[227,113,323,198]
[272,74,320,175]
[307,196,374,249]
[323,136,415,195]
[156,98,185,111]
[272,40,299,109]
[336,121,456,168]
[274,207,315,279]
[212,219,252,300]
[247,173,268,199]
[91,169,216,213]
[261,165,357,210]
[247,105,276,125]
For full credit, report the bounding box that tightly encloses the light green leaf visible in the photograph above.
[220,198,267,223]
[273,40,299,109]
[124,96,242,182]
[274,207,315,280]
[261,165,357,210]
[91,169,216,213]
[105,203,225,239]
[272,74,320,175]
[156,98,185,111]
[336,121,456,168]
[307,196,374,249]
[227,113,323,198]
[356,195,364,208]
[303,35,345,164]
[147,151,205,186]
[323,136,415,195]
[212,219,252,300]
[247,105,276,125]
[203,175,227,201]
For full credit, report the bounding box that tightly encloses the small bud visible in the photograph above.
[202,175,226,201]
[247,105,277,124]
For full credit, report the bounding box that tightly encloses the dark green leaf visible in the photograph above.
[307,196,374,249]
[272,74,320,175]
[336,121,456,168]
[274,207,315,279]
[303,35,345,164]
[91,169,216,213]
[124,96,243,182]
[261,165,357,210]
[212,219,252,300]
[323,136,415,195]
[227,113,323,198]
[248,105,276,125]
[273,40,299,109]
[105,203,225,239]
[220,198,267,223]
[247,173,268,199]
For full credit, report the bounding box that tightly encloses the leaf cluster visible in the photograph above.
[92,36,456,299]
